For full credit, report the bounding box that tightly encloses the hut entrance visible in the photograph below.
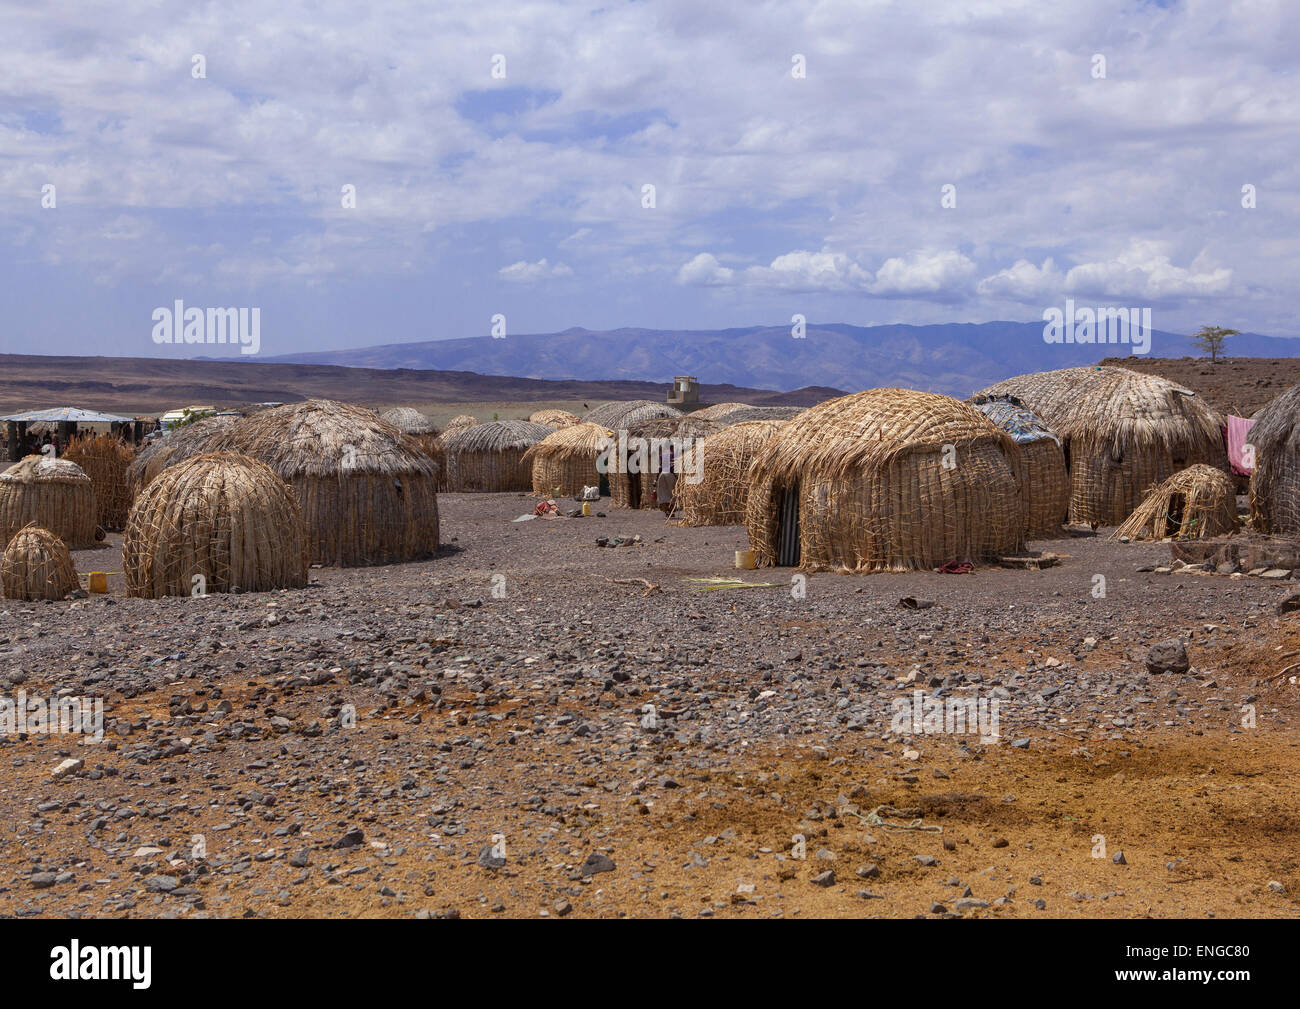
[775,483,801,566]
[1164,492,1186,536]
[599,473,610,496]
[627,473,641,509]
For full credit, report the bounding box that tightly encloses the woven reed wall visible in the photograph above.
[531,454,601,497]
[1,524,78,600]
[64,434,134,531]
[1020,438,1070,538]
[448,447,533,492]
[679,422,780,525]
[748,443,1024,572]
[291,472,439,566]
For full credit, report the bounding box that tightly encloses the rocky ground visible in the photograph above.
[0,492,1297,919]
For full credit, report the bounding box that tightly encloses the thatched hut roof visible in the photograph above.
[711,405,805,424]
[124,452,309,597]
[692,402,751,421]
[209,399,437,479]
[976,366,1227,526]
[128,414,239,495]
[524,422,613,463]
[584,400,681,429]
[746,389,1025,571]
[1,524,79,600]
[381,407,439,436]
[445,420,554,455]
[0,455,99,549]
[528,409,581,428]
[442,414,481,437]
[1115,464,1238,541]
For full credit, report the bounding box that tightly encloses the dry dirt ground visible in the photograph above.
[1,493,1298,919]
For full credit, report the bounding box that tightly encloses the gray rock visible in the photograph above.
[810,870,835,887]
[1145,638,1189,675]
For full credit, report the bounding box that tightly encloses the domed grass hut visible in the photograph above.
[63,433,135,531]
[977,366,1227,526]
[127,414,239,498]
[0,456,98,549]
[679,420,784,526]
[969,394,1069,538]
[607,415,723,510]
[1246,384,1300,535]
[443,420,554,492]
[433,415,480,491]
[523,422,615,498]
[528,409,581,429]
[1114,464,1238,541]
[1,524,79,600]
[124,452,308,598]
[745,389,1026,572]
[442,414,480,438]
[206,400,440,567]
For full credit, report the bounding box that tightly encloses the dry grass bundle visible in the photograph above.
[977,367,1227,526]
[442,414,480,437]
[969,395,1069,538]
[692,402,751,420]
[1,524,78,600]
[1114,464,1238,541]
[0,456,98,549]
[745,389,1025,572]
[1248,384,1300,534]
[127,414,239,497]
[583,400,681,429]
[203,400,439,566]
[528,409,581,428]
[523,422,614,497]
[710,405,805,424]
[679,420,784,525]
[444,420,554,492]
[124,452,308,598]
[63,433,135,531]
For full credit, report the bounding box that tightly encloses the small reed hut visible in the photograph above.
[1247,384,1300,534]
[709,405,805,424]
[206,400,440,566]
[444,420,554,492]
[1114,464,1238,541]
[528,409,581,429]
[127,414,239,497]
[745,389,1026,572]
[0,456,98,549]
[523,422,615,497]
[124,452,308,597]
[969,394,1069,538]
[63,432,135,531]
[679,420,784,525]
[1,524,79,600]
[607,416,722,510]
[434,415,480,490]
[977,366,1227,527]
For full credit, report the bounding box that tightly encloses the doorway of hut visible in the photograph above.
[775,483,801,566]
[627,472,641,509]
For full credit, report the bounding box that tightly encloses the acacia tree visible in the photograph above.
[1190,325,1239,363]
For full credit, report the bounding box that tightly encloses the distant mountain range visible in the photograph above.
[265,322,1300,397]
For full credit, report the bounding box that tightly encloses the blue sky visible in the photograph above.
[2,0,1298,358]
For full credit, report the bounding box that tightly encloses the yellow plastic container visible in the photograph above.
[735,549,756,570]
[88,571,108,593]
[582,501,591,516]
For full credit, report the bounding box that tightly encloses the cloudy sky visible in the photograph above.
[3,0,1297,358]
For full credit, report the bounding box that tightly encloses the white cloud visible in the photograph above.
[498,258,574,283]
[676,248,975,300]
[978,244,1233,303]
[675,252,734,286]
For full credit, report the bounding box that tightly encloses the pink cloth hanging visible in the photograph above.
[1226,415,1255,476]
